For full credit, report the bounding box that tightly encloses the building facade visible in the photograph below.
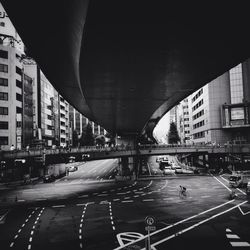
[188,61,250,145]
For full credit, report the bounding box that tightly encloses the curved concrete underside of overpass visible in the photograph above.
[2,1,250,137]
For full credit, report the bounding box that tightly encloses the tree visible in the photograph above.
[80,123,95,146]
[95,135,106,146]
[167,122,180,144]
[105,132,115,146]
[72,130,79,147]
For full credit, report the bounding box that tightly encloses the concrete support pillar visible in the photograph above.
[118,156,138,180]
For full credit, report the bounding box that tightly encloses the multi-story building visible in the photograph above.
[176,98,191,143]
[0,44,30,150]
[69,105,106,145]
[189,60,250,145]
[59,95,70,147]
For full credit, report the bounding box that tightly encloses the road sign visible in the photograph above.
[145,226,156,231]
[145,216,155,226]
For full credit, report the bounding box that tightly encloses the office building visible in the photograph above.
[189,60,250,145]
[176,98,192,143]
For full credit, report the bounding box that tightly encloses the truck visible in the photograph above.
[229,172,250,188]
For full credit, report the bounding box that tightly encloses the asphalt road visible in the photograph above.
[0,159,250,250]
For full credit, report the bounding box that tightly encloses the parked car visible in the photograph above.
[43,174,55,183]
[68,166,78,172]
[175,166,183,174]
[163,166,175,175]
[68,156,76,163]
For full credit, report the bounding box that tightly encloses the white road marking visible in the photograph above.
[117,192,127,195]
[122,200,133,203]
[78,195,88,198]
[79,203,88,248]
[226,228,232,232]
[97,194,108,197]
[76,203,86,206]
[238,205,250,216]
[114,199,238,250]
[226,234,240,239]
[113,199,120,201]
[52,205,65,208]
[230,242,250,247]
[142,199,154,202]
[212,175,232,192]
[201,195,211,198]
[10,242,14,247]
[152,201,248,248]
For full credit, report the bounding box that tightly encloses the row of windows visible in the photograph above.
[184,118,189,121]
[192,99,204,111]
[192,88,203,103]
[0,50,8,59]
[16,79,22,88]
[0,106,23,115]
[183,111,189,115]
[0,64,8,73]
[0,92,8,101]
[184,130,190,134]
[0,78,8,86]
[16,93,22,102]
[0,136,8,145]
[193,120,205,129]
[193,109,204,120]
[193,131,205,139]
[0,107,8,115]
[0,121,8,129]
[184,124,189,127]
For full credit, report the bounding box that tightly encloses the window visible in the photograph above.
[16,93,22,102]
[47,115,52,120]
[16,80,22,89]
[0,22,5,27]
[0,92,8,101]
[0,107,8,115]
[0,64,8,73]
[16,66,22,75]
[0,50,8,59]
[16,107,22,113]
[16,121,22,127]
[0,78,8,86]
[0,136,8,145]
[0,121,8,129]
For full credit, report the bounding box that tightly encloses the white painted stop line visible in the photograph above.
[117,232,144,246]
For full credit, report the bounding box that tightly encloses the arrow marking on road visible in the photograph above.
[117,232,144,246]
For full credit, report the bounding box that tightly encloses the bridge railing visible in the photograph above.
[2,143,250,159]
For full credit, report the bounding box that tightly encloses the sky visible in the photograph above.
[153,112,170,143]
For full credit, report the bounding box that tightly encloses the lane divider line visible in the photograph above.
[9,208,38,248]
[79,203,89,249]
[27,207,45,250]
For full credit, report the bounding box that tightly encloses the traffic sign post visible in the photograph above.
[145,216,156,250]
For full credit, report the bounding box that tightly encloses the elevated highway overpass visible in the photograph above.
[2,1,250,139]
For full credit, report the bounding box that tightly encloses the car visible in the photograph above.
[175,166,183,174]
[163,166,175,175]
[68,166,78,172]
[43,174,55,183]
[68,156,76,163]
[82,154,90,161]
